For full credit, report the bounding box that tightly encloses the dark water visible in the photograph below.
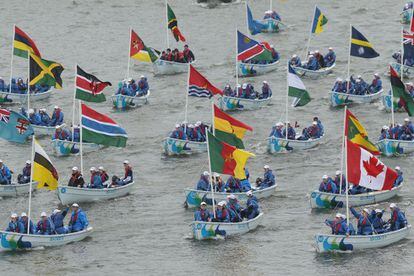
[0,0,413,275]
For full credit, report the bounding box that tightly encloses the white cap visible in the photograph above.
[21,212,27,217]
[395,166,401,171]
[28,109,34,114]
[312,121,318,125]
[200,202,207,206]
[277,122,283,127]
[90,167,96,171]
[242,83,247,89]
[217,201,225,207]
[270,44,274,48]
[140,75,145,78]
[203,171,209,176]
[175,124,180,128]
[26,160,31,165]
[363,208,370,214]
[340,214,347,219]
[310,51,314,55]
[98,166,104,170]
[55,125,61,129]
[265,10,272,14]
[292,54,297,58]
[72,203,79,207]
[264,165,270,169]
[52,209,61,215]
[188,124,194,128]
[382,125,389,130]
[0,159,3,163]
[322,175,328,179]
[375,209,382,213]
[390,203,397,208]
[335,170,341,175]
[227,194,236,200]
[246,190,253,196]
[374,73,379,77]
[408,82,413,86]
[236,84,241,88]
[196,121,202,125]
[357,75,362,79]
[315,50,319,54]
[213,172,220,177]
[123,160,129,164]
[335,213,342,218]
[263,81,268,84]
[41,212,47,217]
[404,118,410,122]
[11,213,18,218]
[54,105,59,109]
[308,54,314,58]
[328,47,333,50]
[72,166,78,171]
[336,77,342,82]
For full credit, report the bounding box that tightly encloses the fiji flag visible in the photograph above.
[246,4,265,35]
[0,109,34,143]
[237,31,264,61]
[311,6,328,34]
[350,26,380,58]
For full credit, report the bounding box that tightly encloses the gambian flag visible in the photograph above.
[75,66,111,103]
[13,26,41,59]
[167,4,186,42]
[188,64,223,98]
[347,140,397,191]
[345,109,380,155]
[311,6,328,34]
[130,29,158,63]
[33,139,58,190]
[214,104,252,149]
[288,64,311,107]
[390,65,414,116]
[81,103,127,147]
[207,131,254,179]
[29,53,64,89]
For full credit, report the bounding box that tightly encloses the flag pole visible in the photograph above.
[235,29,239,89]
[126,27,132,79]
[346,24,352,94]
[72,64,77,141]
[338,106,347,195]
[270,0,273,11]
[206,131,216,218]
[9,25,15,98]
[27,54,30,111]
[344,106,350,227]
[165,0,170,49]
[285,62,288,139]
[184,63,190,125]
[79,100,83,176]
[27,135,35,234]
[304,5,316,61]
[211,100,215,136]
[401,27,404,84]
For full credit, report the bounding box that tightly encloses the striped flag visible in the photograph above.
[81,103,128,147]
[33,139,59,190]
[288,64,311,107]
[188,65,222,98]
[13,26,41,59]
[75,66,111,103]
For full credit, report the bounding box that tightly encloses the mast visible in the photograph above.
[9,25,15,99]
[304,5,316,60]
[165,0,170,49]
[211,100,215,136]
[269,0,273,11]
[184,63,190,124]
[72,64,77,141]
[235,29,239,90]
[206,130,216,218]
[285,63,288,139]
[79,100,83,176]
[27,135,35,234]
[27,54,30,111]
[344,107,350,227]
[338,106,347,195]
[126,27,132,79]
[346,24,352,94]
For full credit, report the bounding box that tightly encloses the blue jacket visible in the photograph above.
[291,57,301,67]
[19,217,36,234]
[196,175,210,191]
[214,208,230,222]
[282,126,296,140]
[40,113,51,126]
[261,170,275,188]
[194,208,211,221]
[319,178,338,193]
[245,197,260,220]
[324,51,336,67]
[240,179,251,192]
[369,78,382,93]
[36,218,55,235]
[228,205,242,222]
[51,209,68,234]
[137,79,149,95]
[225,177,241,192]
[390,208,407,231]
[306,57,319,70]
[89,173,103,189]
[269,127,283,138]
[170,129,186,140]
[0,165,12,184]
[325,218,349,235]
[370,211,385,233]
[68,209,89,232]
[50,110,64,126]
[6,221,25,233]
[350,207,373,235]
[395,172,403,187]
[53,129,72,140]
[29,113,42,125]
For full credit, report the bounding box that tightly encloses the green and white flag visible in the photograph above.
[288,64,311,107]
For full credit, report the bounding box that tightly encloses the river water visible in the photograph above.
[0,0,413,275]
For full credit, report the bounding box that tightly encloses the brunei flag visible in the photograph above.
[167,4,186,42]
[75,66,111,103]
[345,109,380,155]
[33,139,59,190]
[311,6,328,34]
[213,104,252,149]
[350,26,380,58]
[130,29,158,63]
[207,131,254,179]
[29,53,64,89]
[13,26,41,59]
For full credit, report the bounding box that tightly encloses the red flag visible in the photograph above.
[188,65,223,98]
[410,11,414,33]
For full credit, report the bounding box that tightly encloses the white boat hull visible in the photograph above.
[51,139,102,157]
[268,135,323,154]
[153,60,194,75]
[184,185,277,208]
[309,185,403,209]
[0,227,93,251]
[191,212,264,240]
[162,137,206,156]
[315,225,411,253]
[257,19,285,33]
[0,89,53,104]
[376,139,414,157]
[110,90,150,109]
[291,63,335,79]
[0,182,36,197]
[57,182,134,205]
[329,89,383,107]
[238,60,280,77]
[218,96,272,111]
[32,125,59,136]
[382,92,405,113]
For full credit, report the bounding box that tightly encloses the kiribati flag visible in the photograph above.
[81,104,128,147]
[237,31,264,61]
[188,64,223,98]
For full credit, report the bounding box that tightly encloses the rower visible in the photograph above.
[53,125,71,141]
[350,207,373,235]
[212,201,229,222]
[401,118,414,140]
[227,194,243,222]
[6,213,24,233]
[325,213,349,235]
[137,75,149,96]
[389,203,407,231]
[334,170,346,194]
[324,47,336,67]
[282,121,296,140]
[314,50,325,68]
[223,84,233,96]
[19,212,36,234]
[213,173,225,192]
[17,160,31,184]
[51,208,69,234]
[305,54,319,70]
[170,124,187,140]
[290,54,301,67]
[394,166,403,187]
[261,81,272,99]
[88,167,103,189]
[313,117,324,135]
[68,167,85,188]
[99,166,109,183]
[225,176,241,193]
[379,125,390,140]
[371,209,385,234]
[28,109,42,125]
[0,160,12,185]
[115,160,133,186]
[406,82,414,97]
[38,108,51,126]
[50,106,64,126]
[256,165,275,189]
[194,202,211,222]
[392,50,402,63]
[183,45,195,63]
[319,175,338,194]
[269,122,284,138]
[241,190,260,219]
[36,212,55,235]
[368,73,382,93]
[68,203,89,233]
[333,78,345,92]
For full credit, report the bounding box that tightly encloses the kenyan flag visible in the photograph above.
[75,66,111,103]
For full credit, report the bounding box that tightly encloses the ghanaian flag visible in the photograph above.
[33,139,59,190]
[213,104,252,149]
[130,29,158,63]
[311,6,328,34]
[13,26,41,59]
[350,26,379,58]
[345,109,380,155]
[29,53,64,89]
[208,131,254,179]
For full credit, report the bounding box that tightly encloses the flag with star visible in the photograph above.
[130,29,158,63]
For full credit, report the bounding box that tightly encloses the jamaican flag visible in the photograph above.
[167,4,186,42]
[350,26,379,58]
[29,53,64,89]
[13,26,41,59]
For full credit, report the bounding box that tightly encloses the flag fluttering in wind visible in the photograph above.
[130,29,158,63]
[237,31,264,61]
[33,139,59,190]
[311,6,328,34]
[188,65,222,98]
[75,66,111,103]
[246,4,266,35]
[13,26,41,59]
[288,64,311,107]
[167,4,186,42]
[389,65,414,116]
[350,26,379,58]
[0,109,33,143]
[403,30,414,65]
[29,53,64,89]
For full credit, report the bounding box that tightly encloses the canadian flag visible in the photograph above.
[347,140,397,191]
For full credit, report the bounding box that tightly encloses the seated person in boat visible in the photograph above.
[313,117,324,136]
[313,50,325,68]
[368,73,382,93]
[389,124,402,140]
[51,208,69,234]
[6,213,24,233]
[211,201,230,222]
[223,84,233,97]
[256,165,275,189]
[270,45,280,61]
[394,166,403,187]
[371,209,386,234]
[32,84,50,93]
[260,81,272,99]
[403,2,413,11]
[324,47,336,67]
[164,48,172,61]
[0,160,12,185]
[0,77,5,92]
[99,166,109,183]
[194,122,206,141]
[19,212,36,234]
[68,166,85,188]
[50,106,64,126]
[183,45,195,63]
[290,55,301,67]
[68,203,89,233]
[388,203,407,231]
[304,53,319,71]
[137,75,149,96]
[333,170,346,194]
[392,50,402,64]
[213,173,225,192]
[379,125,391,140]
[225,176,242,193]
[282,121,296,140]
[196,171,211,191]
[298,121,321,140]
[16,78,27,94]
[38,108,51,126]
[87,167,103,189]
[348,184,369,195]
[170,124,187,140]
[8,78,18,93]
[28,109,42,125]
[194,202,211,222]
[36,211,55,235]
[227,194,243,222]
[241,190,260,219]
[332,78,347,93]
[112,160,133,186]
[263,10,281,21]
[325,213,349,235]
[319,175,338,194]
[350,207,374,235]
[53,125,72,141]
[406,82,414,97]
[17,160,31,184]
[400,118,414,140]
[352,79,366,95]
[160,51,167,60]
[186,124,202,142]
[269,122,284,138]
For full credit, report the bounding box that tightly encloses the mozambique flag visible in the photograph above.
[75,66,111,103]
[33,139,59,190]
[390,65,414,116]
[167,4,186,42]
[350,26,379,58]
[345,109,380,155]
[207,131,254,179]
[130,29,158,63]
[13,26,41,59]
[213,104,252,149]
[311,6,328,34]
[29,53,64,89]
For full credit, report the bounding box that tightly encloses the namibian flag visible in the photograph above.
[288,63,311,107]
[33,139,59,190]
[13,26,41,59]
[350,26,379,58]
[390,65,414,116]
[29,53,64,89]
[188,64,222,98]
[75,66,111,103]
[237,31,264,61]
[345,109,380,155]
[81,103,128,147]
[130,29,158,63]
[213,104,252,149]
[311,6,328,34]
[207,131,254,179]
[167,4,186,42]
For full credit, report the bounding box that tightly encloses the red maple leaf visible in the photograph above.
[362,156,384,178]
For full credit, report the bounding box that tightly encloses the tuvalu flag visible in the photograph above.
[75,66,111,103]
[213,104,252,149]
[311,6,328,34]
[33,139,59,190]
[130,29,158,63]
[390,65,414,116]
[350,26,380,58]
[29,53,64,89]
[207,131,254,179]
[188,65,223,98]
[345,109,380,155]
[167,4,186,42]
[13,26,41,59]
[0,109,34,143]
